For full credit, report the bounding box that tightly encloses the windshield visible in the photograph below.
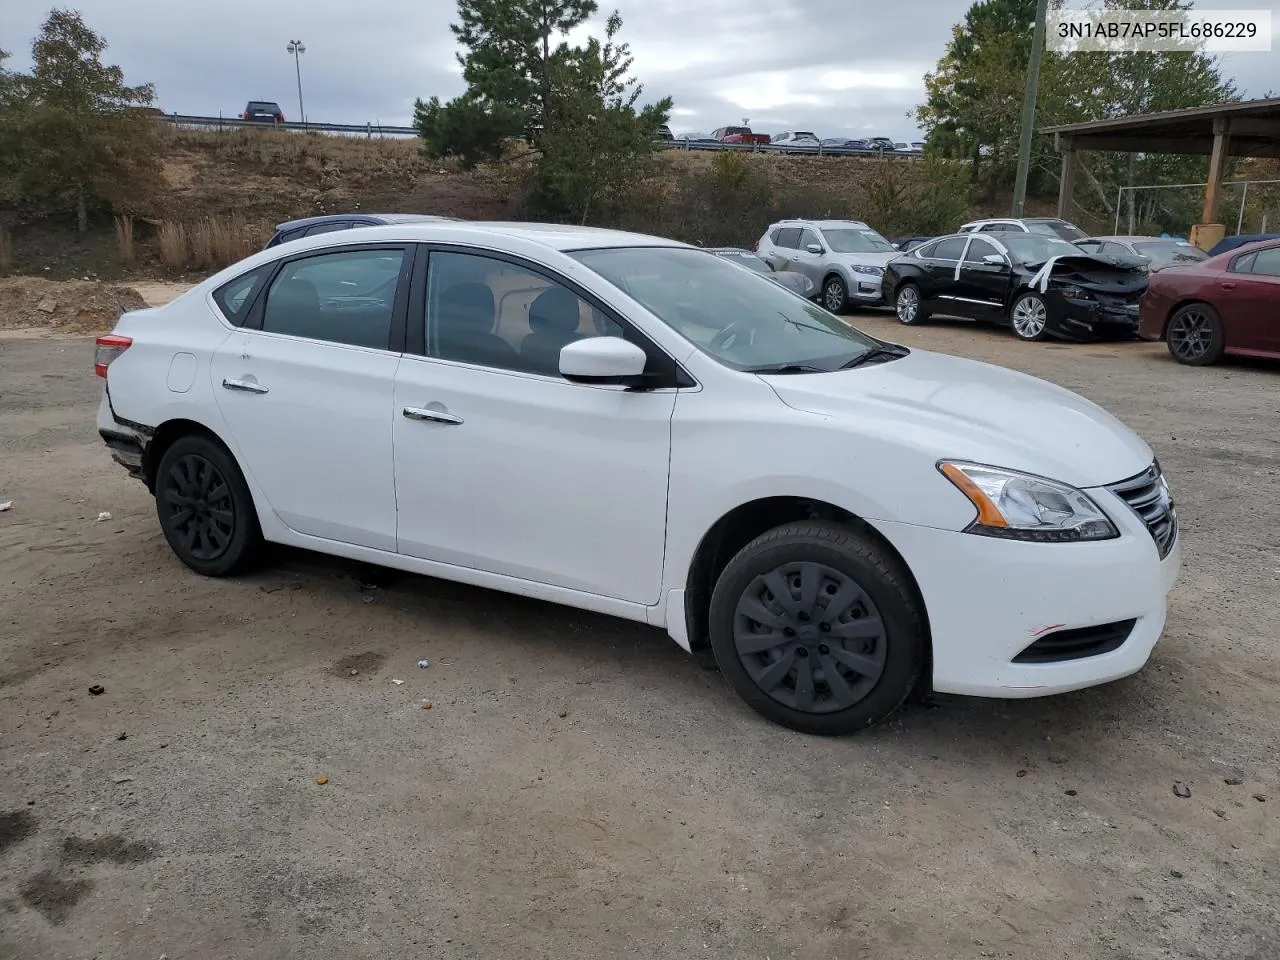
[1134,240,1207,266]
[1027,220,1087,242]
[820,227,895,253]
[570,246,882,372]
[1001,235,1083,264]
[712,250,772,274]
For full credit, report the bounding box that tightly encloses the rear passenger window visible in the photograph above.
[775,228,802,248]
[260,248,407,349]
[212,265,271,326]
[930,237,967,260]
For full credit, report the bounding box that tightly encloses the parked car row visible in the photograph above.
[748,214,1278,366]
[671,127,923,156]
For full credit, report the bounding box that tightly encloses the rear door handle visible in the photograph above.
[222,378,269,394]
[403,406,463,425]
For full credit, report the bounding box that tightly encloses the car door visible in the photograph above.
[915,236,968,310]
[763,227,802,271]
[789,228,827,288]
[955,236,1010,319]
[1222,245,1280,352]
[209,243,411,552]
[391,247,679,604]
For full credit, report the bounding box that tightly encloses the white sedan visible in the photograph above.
[95,221,1181,735]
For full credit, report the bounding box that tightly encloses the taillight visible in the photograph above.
[94,335,132,378]
[242,111,249,120]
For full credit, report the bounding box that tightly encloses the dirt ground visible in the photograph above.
[1,297,1278,960]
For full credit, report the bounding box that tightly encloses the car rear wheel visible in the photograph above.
[1010,292,1051,341]
[1165,303,1224,366]
[155,434,262,577]
[895,283,929,325]
[707,521,925,736]
[822,275,848,314]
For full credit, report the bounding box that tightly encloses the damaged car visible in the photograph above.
[884,232,1150,342]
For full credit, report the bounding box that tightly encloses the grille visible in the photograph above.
[1107,460,1178,559]
[1013,619,1136,664]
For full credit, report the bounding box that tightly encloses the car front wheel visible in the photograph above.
[155,434,262,577]
[822,275,848,314]
[1010,292,1051,341]
[708,521,925,735]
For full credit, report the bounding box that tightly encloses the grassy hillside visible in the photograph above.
[0,127,1062,280]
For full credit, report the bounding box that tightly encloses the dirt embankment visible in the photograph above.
[0,278,147,334]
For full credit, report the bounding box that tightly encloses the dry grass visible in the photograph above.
[0,225,12,274]
[190,215,257,270]
[156,221,189,271]
[114,215,137,267]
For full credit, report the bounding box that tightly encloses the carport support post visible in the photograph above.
[1055,134,1077,220]
[1191,118,1231,250]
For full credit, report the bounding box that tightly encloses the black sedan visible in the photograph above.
[882,232,1149,342]
[706,247,816,298]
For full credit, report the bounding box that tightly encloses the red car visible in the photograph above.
[1138,238,1280,365]
[710,125,771,145]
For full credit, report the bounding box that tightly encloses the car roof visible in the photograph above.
[707,246,758,254]
[272,212,457,232]
[772,219,871,229]
[273,220,694,253]
[1085,235,1192,244]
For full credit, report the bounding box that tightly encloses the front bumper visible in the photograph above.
[847,271,886,305]
[870,486,1180,699]
[1052,296,1142,340]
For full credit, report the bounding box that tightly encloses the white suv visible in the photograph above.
[959,217,1088,242]
[757,219,898,313]
[95,221,1180,736]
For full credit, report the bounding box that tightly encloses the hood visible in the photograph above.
[764,349,1151,488]
[1025,255,1148,295]
[834,251,897,268]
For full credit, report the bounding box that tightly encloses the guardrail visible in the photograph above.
[154,113,418,137]
[152,114,925,158]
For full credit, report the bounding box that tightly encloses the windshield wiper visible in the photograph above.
[745,362,828,375]
[839,345,908,369]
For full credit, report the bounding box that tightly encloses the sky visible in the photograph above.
[2,0,1278,140]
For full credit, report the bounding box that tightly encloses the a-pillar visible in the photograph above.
[1055,133,1077,220]
[1191,118,1230,251]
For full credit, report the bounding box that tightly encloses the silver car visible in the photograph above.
[756,219,897,312]
[1074,235,1208,272]
[706,247,816,297]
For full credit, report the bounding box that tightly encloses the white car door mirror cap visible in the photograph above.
[806,244,823,255]
[559,336,648,384]
[982,254,1006,266]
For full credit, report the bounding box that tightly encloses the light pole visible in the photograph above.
[286,40,306,126]
[1011,0,1049,217]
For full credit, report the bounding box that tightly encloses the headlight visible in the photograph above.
[852,264,884,276]
[937,461,1118,542]
[1060,285,1094,300]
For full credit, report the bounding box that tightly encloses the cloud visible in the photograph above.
[0,0,1275,139]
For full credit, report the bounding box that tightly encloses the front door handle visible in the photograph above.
[222,377,269,394]
[403,406,463,425]
[1220,282,1236,290]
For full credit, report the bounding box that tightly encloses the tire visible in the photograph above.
[894,282,930,325]
[707,521,925,736]
[1009,291,1051,341]
[822,275,848,314]
[154,433,262,577]
[1165,302,1225,366]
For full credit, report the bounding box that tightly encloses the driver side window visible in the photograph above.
[424,251,624,376]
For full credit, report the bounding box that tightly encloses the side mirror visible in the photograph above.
[805,243,823,255]
[891,243,900,250]
[559,336,649,386]
[981,253,1006,266]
